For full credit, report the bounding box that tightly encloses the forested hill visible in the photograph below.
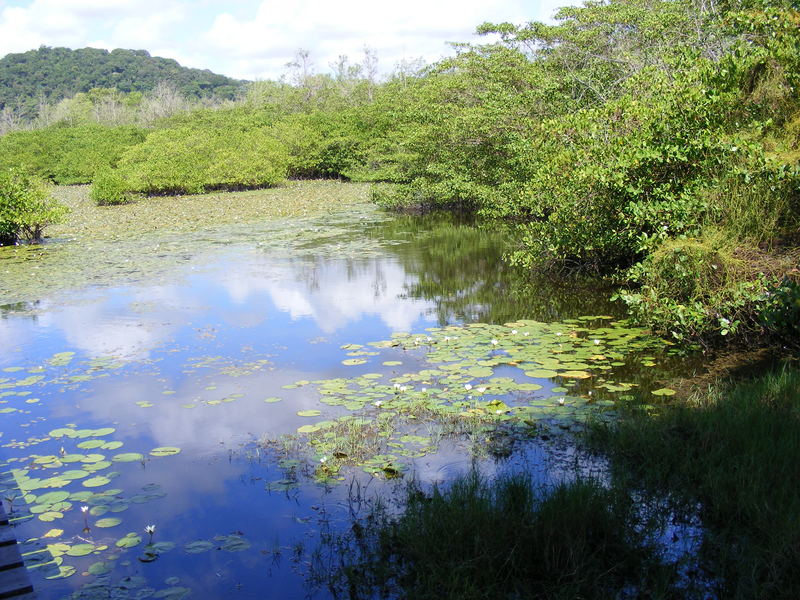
[0,46,246,111]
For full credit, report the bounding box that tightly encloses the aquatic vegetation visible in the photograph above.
[591,365,800,599]
[311,471,674,599]
[0,181,372,306]
[264,316,671,480]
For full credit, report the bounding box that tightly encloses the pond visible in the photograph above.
[0,185,697,599]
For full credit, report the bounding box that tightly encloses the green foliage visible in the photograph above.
[0,125,146,184]
[315,473,672,599]
[90,168,132,206]
[591,365,800,598]
[0,46,245,117]
[0,169,67,244]
[760,275,800,340]
[117,124,289,195]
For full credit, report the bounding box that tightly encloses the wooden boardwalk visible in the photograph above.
[0,489,35,600]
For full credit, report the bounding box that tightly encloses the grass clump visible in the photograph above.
[590,365,800,599]
[315,472,672,599]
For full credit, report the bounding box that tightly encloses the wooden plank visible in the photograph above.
[0,568,34,599]
[0,528,16,547]
[0,503,35,600]
[0,544,23,570]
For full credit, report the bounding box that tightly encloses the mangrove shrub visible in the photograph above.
[0,169,67,245]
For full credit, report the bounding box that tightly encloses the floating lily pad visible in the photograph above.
[77,440,106,450]
[263,397,282,403]
[43,528,63,538]
[113,453,145,463]
[35,491,69,505]
[297,410,322,417]
[116,533,142,549]
[153,587,191,600]
[83,476,111,488]
[66,543,97,557]
[149,447,181,457]
[342,358,367,366]
[524,369,559,379]
[216,534,251,552]
[46,565,76,579]
[184,540,214,554]
[651,388,676,396]
[87,561,112,576]
[38,511,64,522]
[95,517,122,528]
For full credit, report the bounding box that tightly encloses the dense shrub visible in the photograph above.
[0,169,67,244]
[117,125,290,195]
[90,168,132,205]
[0,125,146,184]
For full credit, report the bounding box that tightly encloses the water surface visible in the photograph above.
[0,199,694,599]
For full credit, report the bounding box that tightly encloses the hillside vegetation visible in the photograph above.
[0,0,798,348]
[0,46,245,117]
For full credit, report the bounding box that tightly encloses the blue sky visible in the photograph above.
[0,0,567,80]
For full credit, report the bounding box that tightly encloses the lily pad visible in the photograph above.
[116,533,142,548]
[66,543,97,557]
[184,540,214,554]
[83,476,111,488]
[149,447,181,457]
[113,453,145,463]
[87,561,112,576]
[95,517,122,528]
[297,410,322,417]
[651,388,676,396]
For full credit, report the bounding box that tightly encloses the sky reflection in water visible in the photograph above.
[0,211,642,599]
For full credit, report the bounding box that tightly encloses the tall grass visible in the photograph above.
[313,472,674,599]
[590,365,800,599]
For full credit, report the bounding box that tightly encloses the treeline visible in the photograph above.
[0,46,244,118]
[0,0,798,346]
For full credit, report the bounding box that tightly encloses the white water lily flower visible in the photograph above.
[593,339,600,345]
[464,384,472,391]
[490,339,498,346]
[393,383,401,389]
[477,387,486,393]
[399,386,408,392]
[523,332,529,336]
[145,525,156,534]
[373,400,382,407]
[319,456,327,464]
[81,505,89,513]
[556,332,562,336]
[558,398,565,406]
[495,409,503,415]
[511,329,518,334]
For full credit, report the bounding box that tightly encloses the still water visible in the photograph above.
[0,203,691,599]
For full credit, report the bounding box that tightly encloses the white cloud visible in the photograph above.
[217,256,430,333]
[1,0,567,80]
[0,0,186,57]
[202,0,540,79]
